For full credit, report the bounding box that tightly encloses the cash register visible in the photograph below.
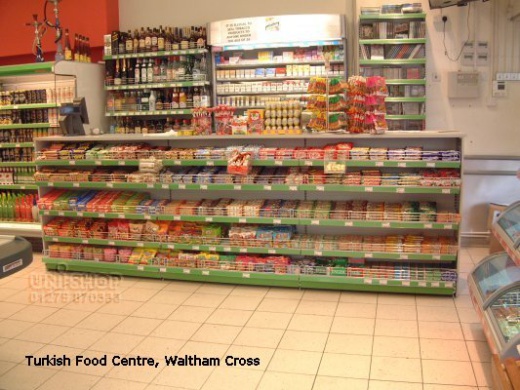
[0,236,32,278]
[59,97,89,135]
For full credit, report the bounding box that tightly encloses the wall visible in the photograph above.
[0,0,119,65]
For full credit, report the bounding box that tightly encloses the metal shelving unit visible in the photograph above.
[358,12,427,131]
[36,131,463,295]
[0,61,105,237]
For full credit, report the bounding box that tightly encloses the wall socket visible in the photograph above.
[432,72,442,82]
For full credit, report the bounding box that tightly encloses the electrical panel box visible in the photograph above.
[448,71,480,98]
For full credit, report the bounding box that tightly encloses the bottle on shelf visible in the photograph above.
[73,34,80,61]
[158,25,165,52]
[134,59,141,84]
[121,59,127,85]
[127,59,134,84]
[118,32,125,55]
[159,59,167,82]
[179,88,187,108]
[139,28,146,53]
[200,86,210,107]
[151,28,158,52]
[153,59,160,83]
[147,59,154,84]
[140,58,147,83]
[132,29,139,53]
[149,90,157,111]
[145,28,152,52]
[193,87,201,107]
[125,30,133,53]
[114,59,121,86]
[64,29,73,61]
[171,88,179,108]
[165,27,172,51]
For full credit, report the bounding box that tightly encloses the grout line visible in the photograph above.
[309,289,341,390]
[255,287,305,390]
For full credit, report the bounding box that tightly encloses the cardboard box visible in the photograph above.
[488,203,509,254]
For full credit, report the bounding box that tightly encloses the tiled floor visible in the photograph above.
[0,247,493,390]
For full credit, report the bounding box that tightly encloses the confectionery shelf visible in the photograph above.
[36,132,463,295]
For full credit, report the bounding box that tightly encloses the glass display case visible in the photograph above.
[469,201,520,360]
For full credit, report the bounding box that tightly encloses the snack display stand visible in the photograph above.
[35,131,463,295]
[468,201,520,389]
[0,61,105,237]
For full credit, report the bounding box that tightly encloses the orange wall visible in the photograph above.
[0,0,118,65]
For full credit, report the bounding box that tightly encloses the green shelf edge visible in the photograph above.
[386,115,426,120]
[385,97,426,103]
[39,210,459,231]
[0,62,54,77]
[0,143,34,149]
[35,159,460,169]
[42,258,454,294]
[0,123,50,129]
[103,48,208,60]
[35,181,460,194]
[0,184,38,190]
[359,59,426,65]
[360,13,427,20]
[0,162,35,167]
[43,236,457,261]
[105,81,210,90]
[385,79,426,85]
[0,103,59,111]
[359,39,426,45]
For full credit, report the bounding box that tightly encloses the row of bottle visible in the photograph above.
[0,89,47,106]
[0,129,56,143]
[111,25,207,55]
[0,193,39,223]
[0,86,74,106]
[110,118,192,134]
[0,148,34,162]
[0,168,36,184]
[0,109,49,125]
[108,55,208,85]
[63,30,92,62]
[107,88,210,112]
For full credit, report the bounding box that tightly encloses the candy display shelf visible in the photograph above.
[39,210,459,230]
[34,181,461,195]
[42,257,455,294]
[35,158,460,169]
[35,132,463,295]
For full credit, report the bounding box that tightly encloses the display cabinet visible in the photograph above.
[469,202,520,363]
[358,9,426,131]
[0,61,105,236]
[209,14,347,120]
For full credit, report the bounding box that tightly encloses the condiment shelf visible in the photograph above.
[42,257,456,294]
[215,60,344,69]
[1,162,35,167]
